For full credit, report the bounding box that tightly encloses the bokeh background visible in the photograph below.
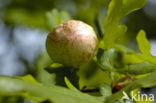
[0,0,156,102]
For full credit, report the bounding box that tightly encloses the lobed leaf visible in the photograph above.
[105,71,156,103]
[0,76,102,103]
[136,30,151,55]
[118,62,156,75]
[102,0,147,49]
[122,0,147,17]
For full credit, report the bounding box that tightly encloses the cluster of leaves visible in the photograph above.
[1,0,156,103]
[3,0,107,29]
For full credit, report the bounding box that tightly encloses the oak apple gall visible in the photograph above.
[46,20,98,68]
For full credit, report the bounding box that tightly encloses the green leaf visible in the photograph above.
[16,75,38,83]
[78,60,112,88]
[122,0,147,17]
[118,62,156,75]
[0,76,102,103]
[105,0,147,26]
[45,66,79,88]
[102,0,147,49]
[105,0,122,25]
[125,30,156,65]
[114,44,135,54]
[122,53,156,65]
[0,96,23,103]
[99,83,112,101]
[136,30,151,55]
[121,30,156,65]
[45,9,71,31]
[97,48,118,71]
[4,8,45,28]
[102,25,127,49]
[35,52,55,85]
[128,62,156,75]
[64,77,79,92]
[105,70,156,103]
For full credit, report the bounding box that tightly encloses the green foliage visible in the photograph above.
[64,77,79,91]
[0,96,23,103]
[0,76,102,103]
[137,30,151,55]
[99,83,112,101]
[101,0,147,49]
[45,9,71,31]
[105,71,156,103]
[45,66,79,88]
[4,8,46,28]
[35,52,55,85]
[97,48,117,71]
[119,62,156,75]
[17,75,38,83]
[122,30,156,65]
[1,0,156,103]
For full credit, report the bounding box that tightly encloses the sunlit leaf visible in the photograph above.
[64,77,79,91]
[102,0,147,49]
[0,76,102,103]
[17,75,38,83]
[136,30,151,55]
[105,71,156,103]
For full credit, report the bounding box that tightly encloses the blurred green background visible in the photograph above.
[0,0,156,102]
